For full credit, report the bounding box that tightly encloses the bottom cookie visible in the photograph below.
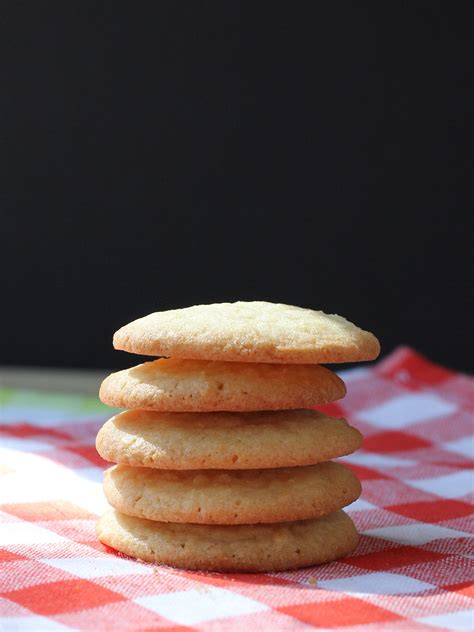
[97,509,359,573]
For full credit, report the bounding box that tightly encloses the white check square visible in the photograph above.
[0,616,74,631]
[418,609,474,630]
[357,393,457,428]
[343,451,416,468]
[364,523,471,545]
[445,437,474,460]
[406,470,473,499]
[0,521,67,545]
[0,437,52,453]
[345,497,378,513]
[43,556,153,579]
[74,467,104,483]
[337,367,371,383]
[135,586,268,625]
[318,571,434,595]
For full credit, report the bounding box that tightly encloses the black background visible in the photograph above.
[2,3,471,371]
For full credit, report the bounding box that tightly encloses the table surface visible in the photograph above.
[0,349,473,631]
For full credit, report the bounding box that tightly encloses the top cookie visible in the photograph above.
[113,301,380,363]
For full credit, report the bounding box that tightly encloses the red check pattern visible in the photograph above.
[0,347,473,631]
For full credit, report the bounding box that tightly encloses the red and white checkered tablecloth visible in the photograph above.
[0,347,473,631]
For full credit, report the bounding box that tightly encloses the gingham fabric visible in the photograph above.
[0,347,473,631]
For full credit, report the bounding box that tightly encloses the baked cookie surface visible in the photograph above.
[97,509,359,572]
[99,357,346,412]
[103,462,361,524]
[96,409,362,469]
[113,301,380,364]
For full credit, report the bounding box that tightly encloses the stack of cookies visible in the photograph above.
[96,302,379,572]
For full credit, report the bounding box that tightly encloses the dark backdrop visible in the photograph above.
[2,3,471,371]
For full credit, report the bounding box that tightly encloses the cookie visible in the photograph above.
[96,409,362,469]
[97,509,359,572]
[113,301,380,363]
[99,358,346,412]
[103,461,361,525]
